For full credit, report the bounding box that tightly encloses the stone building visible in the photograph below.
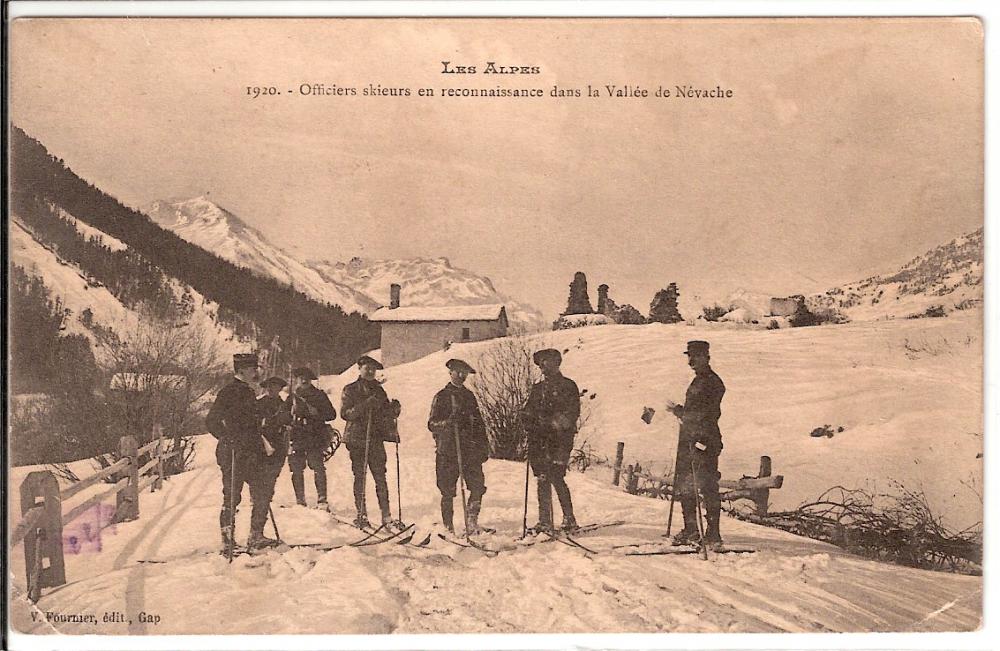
[369,284,509,366]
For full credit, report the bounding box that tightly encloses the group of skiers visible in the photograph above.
[206,340,726,554]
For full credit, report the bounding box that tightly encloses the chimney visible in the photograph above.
[390,283,401,309]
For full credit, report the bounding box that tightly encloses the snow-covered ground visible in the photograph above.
[7,315,982,635]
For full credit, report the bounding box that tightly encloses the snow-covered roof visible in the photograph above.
[369,304,506,322]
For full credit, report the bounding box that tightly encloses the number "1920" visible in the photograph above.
[247,86,279,98]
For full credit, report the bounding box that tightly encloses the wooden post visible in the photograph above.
[154,424,165,491]
[115,435,140,522]
[752,456,772,516]
[20,471,66,600]
[612,442,625,486]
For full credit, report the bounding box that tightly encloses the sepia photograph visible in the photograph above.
[4,6,986,646]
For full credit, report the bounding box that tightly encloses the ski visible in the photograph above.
[352,523,415,547]
[624,544,756,556]
[518,520,625,546]
[435,533,501,557]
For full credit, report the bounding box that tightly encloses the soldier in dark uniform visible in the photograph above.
[667,340,726,550]
[428,358,490,534]
[522,348,581,533]
[257,377,291,509]
[286,367,336,509]
[206,353,277,552]
[340,356,400,529]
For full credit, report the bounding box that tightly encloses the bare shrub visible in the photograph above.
[701,304,731,322]
[97,317,228,473]
[728,483,982,574]
[472,331,542,460]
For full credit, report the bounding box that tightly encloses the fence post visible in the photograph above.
[115,435,140,522]
[154,424,165,491]
[612,442,625,486]
[752,455,772,516]
[20,471,66,601]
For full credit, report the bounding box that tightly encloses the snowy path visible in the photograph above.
[9,443,981,635]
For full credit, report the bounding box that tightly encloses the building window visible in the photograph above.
[461,327,471,341]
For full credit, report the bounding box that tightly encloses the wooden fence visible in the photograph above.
[613,442,783,516]
[10,427,180,603]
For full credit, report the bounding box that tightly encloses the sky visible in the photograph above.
[9,18,983,319]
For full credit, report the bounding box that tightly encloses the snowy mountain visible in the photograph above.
[10,216,242,356]
[309,256,547,330]
[144,197,546,329]
[144,197,377,314]
[808,228,983,321]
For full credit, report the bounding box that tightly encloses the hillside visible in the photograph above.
[9,127,378,373]
[808,229,983,321]
[8,313,982,634]
[144,196,546,330]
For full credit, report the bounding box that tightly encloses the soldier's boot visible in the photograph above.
[440,497,455,533]
[531,477,555,534]
[247,527,279,550]
[353,512,371,530]
[671,497,701,546]
[374,475,392,527]
[291,472,307,507]
[220,525,236,555]
[314,467,328,508]
[552,477,577,532]
[704,503,723,550]
[465,498,482,535]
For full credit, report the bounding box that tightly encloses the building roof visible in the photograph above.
[369,304,506,323]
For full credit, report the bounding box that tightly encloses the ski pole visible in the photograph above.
[228,447,237,563]
[395,436,403,524]
[360,403,372,525]
[665,474,678,537]
[521,454,530,539]
[451,397,469,539]
[690,445,708,561]
[269,505,281,542]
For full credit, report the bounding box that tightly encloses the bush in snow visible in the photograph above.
[701,304,732,322]
[766,319,781,330]
[471,332,541,460]
[612,304,647,325]
[552,313,613,330]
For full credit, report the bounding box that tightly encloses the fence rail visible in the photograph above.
[616,443,783,516]
[11,428,179,603]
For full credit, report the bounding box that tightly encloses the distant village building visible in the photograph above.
[769,295,806,317]
[369,284,509,366]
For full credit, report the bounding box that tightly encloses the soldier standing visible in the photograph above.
[206,353,277,552]
[257,377,291,509]
[340,356,400,529]
[286,367,336,509]
[427,358,490,534]
[522,348,581,533]
[666,340,726,551]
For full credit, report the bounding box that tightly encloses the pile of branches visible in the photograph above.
[569,438,609,473]
[728,484,982,575]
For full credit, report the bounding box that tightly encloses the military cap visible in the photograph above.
[357,355,384,370]
[532,348,562,366]
[292,366,318,381]
[446,358,476,374]
[233,353,258,371]
[261,376,287,388]
[684,340,711,356]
